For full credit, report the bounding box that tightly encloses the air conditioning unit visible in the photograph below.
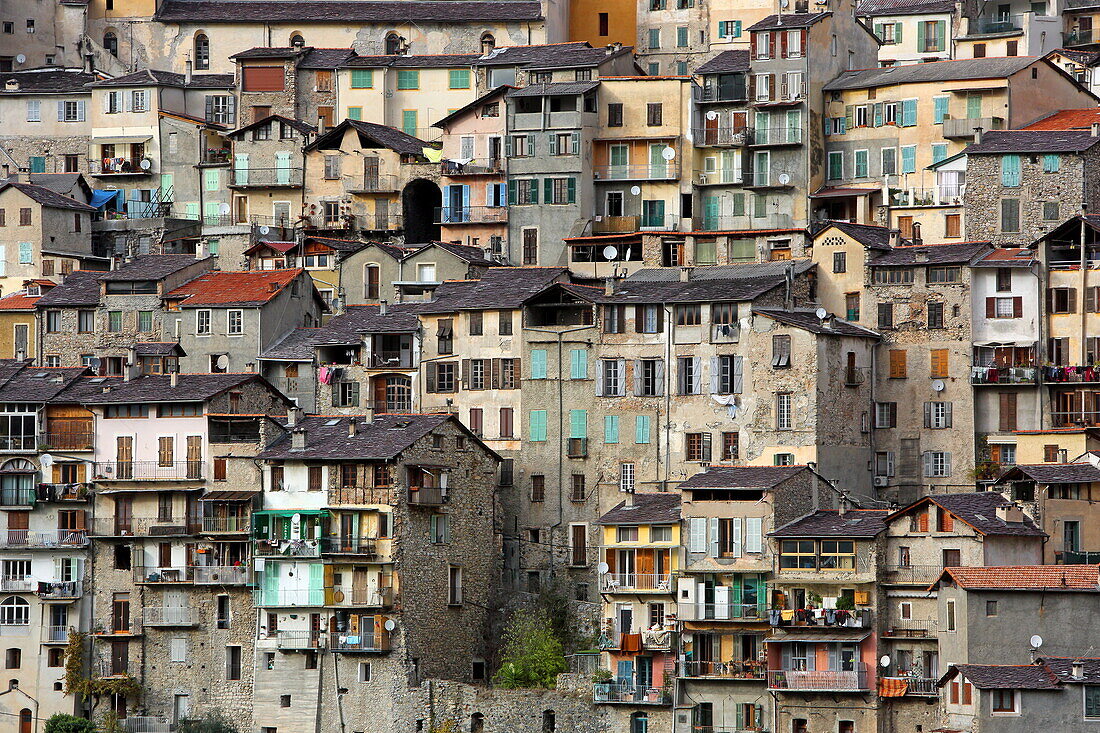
[872,476,889,487]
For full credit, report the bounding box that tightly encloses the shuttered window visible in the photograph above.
[242,67,285,92]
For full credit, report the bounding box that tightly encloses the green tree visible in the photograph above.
[44,714,96,733]
[178,712,240,733]
[493,608,566,689]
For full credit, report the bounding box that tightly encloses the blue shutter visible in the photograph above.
[531,349,547,379]
[902,146,916,174]
[902,99,917,127]
[604,415,619,443]
[933,96,949,124]
[635,415,650,444]
[1001,154,1021,187]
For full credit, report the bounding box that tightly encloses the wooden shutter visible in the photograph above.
[1013,296,1023,318]
[985,297,996,318]
[999,392,1017,432]
[242,66,285,92]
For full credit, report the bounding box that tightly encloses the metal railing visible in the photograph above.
[698,87,748,103]
[38,483,92,501]
[0,529,88,548]
[123,717,176,733]
[43,625,71,643]
[600,573,673,592]
[883,564,943,585]
[442,158,505,175]
[329,587,394,607]
[329,486,394,504]
[202,516,249,533]
[134,565,193,584]
[969,13,1023,34]
[319,536,379,555]
[593,683,672,705]
[693,126,750,146]
[434,205,508,224]
[677,660,766,679]
[42,430,95,450]
[891,187,964,207]
[271,630,324,650]
[0,577,35,592]
[369,352,414,368]
[0,487,36,506]
[970,366,1037,385]
[676,601,766,621]
[300,213,403,231]
[90,517,201,537]
[1044,366,1100,383]
[89,158,152,175]
[751,126,803,145]
[39,581,82,599]
[328,630,391,652]
[200,148,231,165]
[254,588,326,606]
[143,606,198,626]
[1057,550,1100,564]
[345,174,400,193]
[883,618,938,637]
[253,538,322,557]
[768,664,869,691]
[228,167,304,187]
[407,487,448,506]
[1065,28,1096,45]
[594,164,679,181]
[1051,411,1100,428]
[192,565,251,584]
[93,461,203,481]
[694,168,743,185]
[881,676,938,696]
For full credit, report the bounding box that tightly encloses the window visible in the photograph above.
[676,304,701,326]
[396,70,419,90]
[713,355,742,395]
[992,689,1018,714]
[845,293,860,321]
[1001,198,1020,233]
[820,540,856,569]
[873,268,914,285]
[833,251,846,273]
[776,393,792,430]
[430,514,449,544]
[926,401,952,429]
[927,266,960,283]
[889,350,907,378]
[771,334,791,368]
[647,103,663,126]
[1048,287,1077,314]
[686,433,712,462]
[827,151,843,180]
[607,103,623,127]
[875,402,897,429]
[923,451,951,477]
[878,302,893,330]
[225,645,241,680]
[437,319,453,354]
[108,311,123,332]
[449,69,471,89]
[600,359,624,396]
[930,349,949,378]
[448,566,463,605]
[226,309,244,335]
[927,301,944,329]
[1086,686,1100,719]
[194,34,210,69]
[677,357,700,395]
[619,462,635,493]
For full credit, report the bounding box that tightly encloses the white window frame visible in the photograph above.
[776,392,792,430]
[929,401,949,429]
[619,462,636,493]
[990,689,1020,716]
[196,309,212,336]
[227,309,243,336]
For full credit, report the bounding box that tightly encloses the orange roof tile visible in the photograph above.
[0,292,40,310]
[937,565,1099,591]
[1024,108,1100,131]
[166,269,305,307]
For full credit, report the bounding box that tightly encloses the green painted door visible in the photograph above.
[233,154,249,186]
[275,152,291,185]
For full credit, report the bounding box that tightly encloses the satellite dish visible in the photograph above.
[815,307,828,320]
[932,379,945,392]
[218,202,231,214]
[705,110,719,120]
[1031,634,1044,648]
[259,225,270,235]
[778,173,791,185]
[139,159,151,170]
[879,655,891,668]
[596,561,609,574]
[292,513,301,523]
[40,453,54,469]
[661,146,676,161]
[15,54,26,64]
[681,632,693,641]
[384,619,397,631]
[602,245,619,261]
[630,185,642,196]
[216,355,230,369]
[88,357,102,370]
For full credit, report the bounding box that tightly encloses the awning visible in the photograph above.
[765,632,871,643]
[91,134,153,144]
[973,340,1036,348]
[811,187,877,198]
[200,491,260,501]
[253,509,329,516]
[97,486,205,494]
[90,189,124,209]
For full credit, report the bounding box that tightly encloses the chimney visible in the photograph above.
[1073,660,1085,679]
[821,314,835,329]
[348,420,358,437]
[83,53,93,74]
[379,299,388,315]
[245,361,255,373]
[269,281,280,293]
[888,229,900,248]
[124,350,140,381]
[317,114,325,133]
[291,427,307,451]
[914,250,928,263]
[185,58,193,86]
[624,491,635,507]
[1092,122,1099,138]
[169,371,179,388]
[679,266,691,282]
[973,126,983,145]
[996,503,1026,523]
[912,222,923,247]
[604,277,615,296]
[287,406,302,427]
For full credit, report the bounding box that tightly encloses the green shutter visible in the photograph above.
[397,70,419,90]
[530,179,538,204]
[204,169,220,191]
[604,415,619,444]
[731,193,745,216]
[401,110,417,136]
[635,415,650,444]
[530,410,547,442]
[570,349,587,379]
[448,69,470,89]
[917,20,925,50]
[570,409,588,439]
[350,69,373,88]
[873,102,883,127]
[347,106,362,120]
[934,96,948,124]
[508,180,516,205]
[567,177,576,204]
[531,349,548,379]
[894,22,903,42]
[935,21,945,51]
[544,178,553,203]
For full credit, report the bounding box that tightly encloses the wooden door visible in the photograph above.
[114,497,132,534]
[364,157,380,189]
[159,542,172,568]
[352,568,369,604]
[7,511,28,545]
[310,612,322,647]
[116,436,133,479]
[111,639,128,673]
[112,595,129,634]
[704,113,718,144]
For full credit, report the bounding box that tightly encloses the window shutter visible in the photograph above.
[845,105,854,130]
[617,360,627,395]
[425,363,436,393]
[594,360,604,396]
[874,22,883,39]
[945,401,952,427]
[1069,288,1078,313]
[56,101,64,121]
[530,180,538,204]
[889,402,897,427]
[873,102,883,127]
[710,356,720,393]
[529,136,537,155]
[917,21,925,50]
[701,432,712,462]
[689,517,706,553]
[505,136,513,157]
[635,415,650,444]
[205,96,213,120]
[544,178,553,203]
[76,100,86,121]
[746,517,762,552]
[507,180,516,205]
[632,360,643,395]
[986,297,996,318]
[567,177,576,204]
[935,20,945,50]
[548,133,558,155]
[461,359,470,389]
[922,452,932,477]
[923,402,932,428]
[944,453,952,475]
[1013,296,1023,318]
[708,517,719,557]
[733,356,743,394]
[895,22,903,42]
[779,28,788,58]
[655,359,665,395]
[731,517,742,557]
[571,131,580,153]
[691,356,702,393]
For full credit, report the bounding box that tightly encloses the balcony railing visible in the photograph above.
[942,116,1004,138]
[594,164,679,181]
[202,516,249,533]
[344,174,400,193]
[192,565,251,584]
[883,564,943,585]
[968,13,1023,35]
[600,573,673,592]
[694,168,743,185]
[407,487,448,506]
[0,530,88,548]
[255,588,326,606]
[93,461,204,481]
[695,213,793,231]
[0,577,35,592]
[319,536,379,555]
[271,630,324,650]
[90,518,201,537]
[697,86,747,103]
[883,618,938,638]
[89,158,153,175]
[42,430,95,450]
[1065,28,1096,46]
[881,676,939,696]
[751,126,803,145]
[971,366,1037,385]
[200,148,231,165]
[891,187,964,207]
[38,483,92,502]
[769,607,873,628]
[434,205,508,224]
[692,126,750,146]
[594,683,672,705]
[228,167,304,187]
[1057,550,1100,564]
[676,601,766,621]
[329,486,394,504]
[39,581,82,599]
[768,664,869,691]
[0,487,36,506]
[253,538,322,557]
[143,606,198,626]
[1052,411,1100,428]
[134,565,194,584]
[742,170,791,188]
[43,625,71,643]
[442,158,505,175]
[330,587,395,608]
[678,660,767,679]
[300,213,403,231]
[329,630,391,652]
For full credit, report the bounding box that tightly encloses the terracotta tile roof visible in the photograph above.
[0,292,40,311]
[770,510,890,537]
[972,247,1037,268]
[946,664,1062,690]
[598,493,681,525]
[1023,108,1100,130]
[166,269,305,307]
[937,564,1100,591]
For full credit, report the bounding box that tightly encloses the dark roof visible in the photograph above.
[99,255,210,282]
[507,80,601,97]
[300,48,357,69]
[260,304,421,360]
[753,309,881,338]
[27,173,92,201]
[0,68,101,94]
[306,119,432,157]
[258,328,323,360]
[1048,48,1100,67]
[258,413,455,460]
[696,50,750,75]
[155,0,543,22]
[1042,657,1100,683]
[770,510,890,537]
[90,69,234,88]
[857,0,954,15]
[824,57,1038,91]
[230,47,301,59]
[678,465,807,490]
[228,114,315,139]
[134,342,185,357]
[34,270,103,307]
[868,242,992,266]
[964,130,1100,154]
[429,241,497,266]
[200,490,260,501]
[433,85,512,128]
[817,221,897,250]
[996,462,1100,484]
[594,261,814,304]
[74,373,276,404]
[946,664,1062,690]
[343,54,480,68]
[418,267,569,312]
[0,182,96,212]
[748,13,831,30]
[301,235,373,254]
[886,492,1044,536]
[0,367,90,403]
[598,493,681,525]
[475,42,628,69]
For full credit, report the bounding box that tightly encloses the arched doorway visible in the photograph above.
[401,179,441,243]
[19,708,31,733]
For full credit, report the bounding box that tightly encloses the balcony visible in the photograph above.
[942,116,1004,139]
[228,167,304,187]
[199,148,231,166]
[143,606,198,626]
[192,565,251,584]
[677,660,767,680]
[692,126,750,147]
[768,664,869,692]
[1045,366,1100,384]
[93,461,204,481]
[0,577,35,592]
[42,430,95,451]
[594,164,679,181]
[694,213,793,231]
[676,601,766,622]
[330,586,395,608]
[880,676,938,696]
[883,618,938,638]
[202,516,249,534]
[592,215,641,234]
[434,205,508,224]
[38,483,92,502]
[594,683,672,705]
[39,581,82,600]
[345,174,399,194]
[255,588,326,606]
[600,573,673,593]
[90,518,200,537]
[301,213,403,232]
[694,168,743,186]
[329,486,394,504]
[320,536,379,556]
[328,630,391,652]
[971,366,1037,385]
[697,86,747,104]
[1052,411,1100,428]
[93,620,142,637]
[883,564,943,585]
[134,565,193,584]
[442,158,505,176]
[368,351,415,369]
[768,607,872,629]
[43,625,72,643]
[0,487,36,507]
[891,187,963,208]
[89,158,153,176]
[254,538,322,557]
[1057,550,1100,564]
[742,171,792,189]
[967,13,1023,35]
[1065,28,1096,46]
[750,126,803,146]
[0,530,88,549]
[407,487,448,506]
[271,630,324,650]
[844,367,868,387]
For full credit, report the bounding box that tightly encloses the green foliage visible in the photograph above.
[592,668,613,683]
[44,714,96,733]
[63,632,142,702]
[178,712,240,733]
[97,711,123,733]
[835,595,856,611]
[493,608,566,689]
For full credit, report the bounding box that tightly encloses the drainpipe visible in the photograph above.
[332,651,347,733]
[663,303,673,491]
[1080,209,1088,366]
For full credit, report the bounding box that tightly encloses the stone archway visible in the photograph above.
[402,178,442,244]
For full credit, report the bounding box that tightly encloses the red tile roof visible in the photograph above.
[167,269,305,307]
[0,292,41,310]
[935,565,1099,591]
[1024,108,1100,131]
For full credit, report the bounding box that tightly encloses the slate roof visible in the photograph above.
[306,119,432,157]
[1024,107,1100,130]
[677,465,807,490]
[257,413,453,460]
[1043,657,1100,683]
[0,68,102,94]
[230,47,300,59]
[0,367,90,403]
[433,86,512,128]
[748,13,832,30]
[343,53,479,68]
[155,0,543,22]
[507,81,601,97]
[301,235,373,254]
[964,130,1100,154]
[868,242,992,266]
[0,292,40,311]
[886,492,1045,536]
[824,57,1038,91]
[260,304,422,360]
[696,50,751,75]
[27,173,92,201]
[770,510,890,537]
[90,69,234,88]
[228,114,315,139]
[418,267,570,312]
[817,221,897,250]
[99,255,210,282]
[244,240,297,256]
[165,269,305,307]
[857,0,954,15]
[134,342,185,356]
[0,182,96,212]
[1052,48,1100,66]
[595,262,814,304]
[34,270,103,307]
[935,564,1100,591]
[598,493,681,525]
[429,241,497,266]
[475,42,628,69]
[753,309,881,338]
[300,48,357,69]
[947,664,1062,690]
[74,373,278,404]
[996,462,1100,484]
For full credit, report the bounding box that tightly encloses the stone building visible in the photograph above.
[0,67,100,178]
[993,460,1100,563]
[857,0,955,65]
[938,661,1090,733]
[229,46,355,129]
[223,114,314,231]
